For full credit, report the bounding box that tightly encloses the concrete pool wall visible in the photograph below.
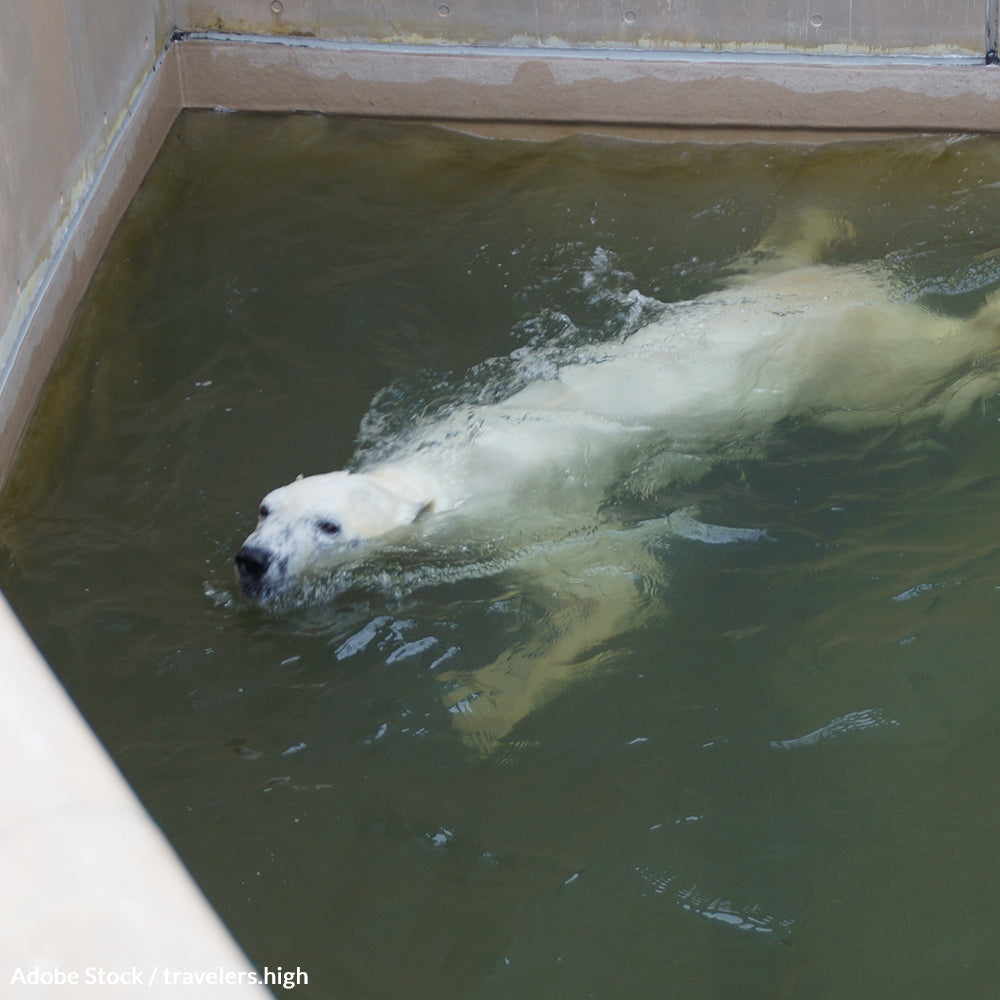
[3,0,1000,989]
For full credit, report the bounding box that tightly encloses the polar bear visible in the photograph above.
[235,213,1000,750]
[236,222,1000,602]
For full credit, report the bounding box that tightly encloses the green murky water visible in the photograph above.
[6,112,1000,998]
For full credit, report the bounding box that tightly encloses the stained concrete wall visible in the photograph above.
[0,0,167,392]
[174,36,1000,133]
[172,0,984,57]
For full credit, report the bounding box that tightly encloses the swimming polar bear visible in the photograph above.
[237,230,1000,599]
[236,213,1000,749]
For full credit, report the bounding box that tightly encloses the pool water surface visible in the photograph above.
[5,113,1000,998]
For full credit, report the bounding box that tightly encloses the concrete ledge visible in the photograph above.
[177,34,1000,132]
[0,595,267,994]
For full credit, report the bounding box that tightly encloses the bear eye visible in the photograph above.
[318,520,341,536]
[259,504,269,519]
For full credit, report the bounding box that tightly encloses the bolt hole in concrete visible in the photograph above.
[6,112,1000,997]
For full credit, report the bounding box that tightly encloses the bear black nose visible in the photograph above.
[235,545,271,583]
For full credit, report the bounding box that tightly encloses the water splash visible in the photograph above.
[635,865,796,938]
[769,707,901,751]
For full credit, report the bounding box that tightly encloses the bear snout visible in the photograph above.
[235,544,272,588]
